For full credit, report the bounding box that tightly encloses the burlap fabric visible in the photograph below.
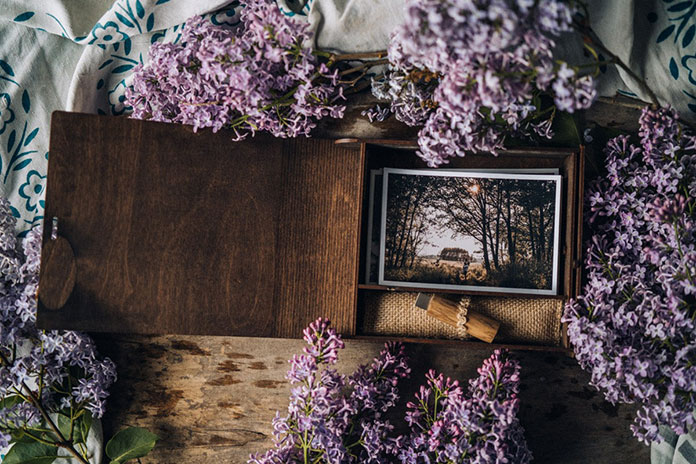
[360,292,564,346]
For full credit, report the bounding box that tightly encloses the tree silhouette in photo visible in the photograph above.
[383,173,557,290]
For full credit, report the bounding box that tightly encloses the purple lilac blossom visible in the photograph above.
[0,198,117,441]
[398,349,531,463]
[372,0,596,166]
[563,106,696,444]
[251,322,531,463]
[126,0,345,139]
[249,318,410,464]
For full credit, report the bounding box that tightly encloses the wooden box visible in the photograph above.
[38,112,583,350]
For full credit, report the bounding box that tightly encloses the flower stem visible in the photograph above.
[0,352,90,464]
[573,17,660,108]
[339,59,390,77]
[327,51,388,62]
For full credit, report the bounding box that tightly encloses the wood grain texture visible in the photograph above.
[272,138,363,338]
[425,294,460,327]
[38,236,76,310]
[464,310,500,344]
[94,334,649,464]
[39,112,362,337]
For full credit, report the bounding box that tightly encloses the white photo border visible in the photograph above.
[378,168,563,296]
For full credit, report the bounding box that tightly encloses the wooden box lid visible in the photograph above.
[37,112,363,337]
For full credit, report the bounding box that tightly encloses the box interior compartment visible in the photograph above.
[353,142,583,349]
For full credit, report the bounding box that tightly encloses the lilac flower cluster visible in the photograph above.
[371,0,596,166]
[249,318,410,463]
[563,106,696,444]
[251,319,531,463]
[0,199,117,448]
[398,349,531,463]
[126,0,345,139]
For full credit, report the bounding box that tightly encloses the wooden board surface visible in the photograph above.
[39,112,363,337]
[95,334,649,464]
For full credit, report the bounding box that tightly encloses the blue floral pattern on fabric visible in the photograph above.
[90,21,128,44]
[656,0,696,113]
[0,55,41,227]
[210,4,241,26]
[18,170,45,212]
[14,0,159,45]
[277,0,313,17]
[0,94,15,134]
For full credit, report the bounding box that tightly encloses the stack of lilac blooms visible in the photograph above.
[126,0,345,140]
[369,0,596,166]
[0,199,117,447]
[249,318,530,463]
[563,106,696,444]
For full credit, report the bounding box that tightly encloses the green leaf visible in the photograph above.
[24,127,38,146]
[657,24,675,43]
[78,413,93,444]
[550,111,581,147]
[106,427,158,464]
[0,395,25,409]
[56,414,73,441]
[12,159,32,171]
[670,57,680,80]
[2,441,57,464]
[8,129,16,152]
[112,64,134,74]
[115,12,135,28]
[683,24,696,47]
[668,1,692,12]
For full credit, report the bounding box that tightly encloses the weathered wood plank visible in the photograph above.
[95,335,649,464]
[312,93,645,141]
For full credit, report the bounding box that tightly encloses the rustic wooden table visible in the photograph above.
[95,96,650,464]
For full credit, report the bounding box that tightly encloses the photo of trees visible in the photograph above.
[380,170,560,293]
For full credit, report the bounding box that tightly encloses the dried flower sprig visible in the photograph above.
[369,0,597,167]
[126,0,348,140]
[563,106,696,444]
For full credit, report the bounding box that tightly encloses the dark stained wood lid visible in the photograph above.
[38,112,363,338]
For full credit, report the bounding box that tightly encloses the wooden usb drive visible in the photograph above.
[414,293,500,343]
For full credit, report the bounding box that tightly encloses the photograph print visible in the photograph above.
[379,169,562,295]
